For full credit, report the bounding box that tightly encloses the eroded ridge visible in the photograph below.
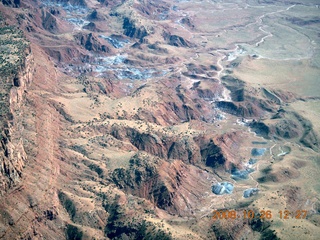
[0,0,319,239]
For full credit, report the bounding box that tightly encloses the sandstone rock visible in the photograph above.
[0,22,34,195]
[0,54,34,194]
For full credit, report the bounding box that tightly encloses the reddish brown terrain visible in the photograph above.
[0,0,320,239]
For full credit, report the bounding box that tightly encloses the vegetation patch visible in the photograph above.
[66,224,83,240]
[58,191,77,221]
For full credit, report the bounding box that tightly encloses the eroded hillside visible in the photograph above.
[0,0,320,239]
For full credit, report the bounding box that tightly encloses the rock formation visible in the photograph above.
[163,31,193,48]
[0,22,34,195]
[0,0,319,239]
[1,0,20,8]
[123,17,148,41]
[75,32,111,53]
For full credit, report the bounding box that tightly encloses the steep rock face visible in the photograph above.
[250,111,320,151]
[221,75,245,102]
[219,76,289,117]
[1,0,20,8]
[292,112,320,151]
[160,101,201,123]
[213,132,243,169]
[216,101,265,118]
[157,160,213,215]
[9,47,34,109]
[109,125,232,170]
[186,63,208,75]
[198,139,226,169]
[166,138,199,164]
[83,22,100,32]
[128,96,213,126]
[191,80,225,101]
[0,126,26,194]
[111,153,171,210]
[75,33,111,53]
[196,88,218,100]
[212,210,279,240]
[111,153,213,215]
[52,0,87,6]
[41,10,59,34]
[111,127,167,159]
[134,0,170,20]
[123,17,148,40]
[98,0,124,7]
[180,17,194,29]
[163,32,193,48]
[80,76,114,95]
[87,10,101,21]
[0,43,34,195]
[43,46,82,63]
[249,121,270,139]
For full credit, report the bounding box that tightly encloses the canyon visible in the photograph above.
[0,0,320,239]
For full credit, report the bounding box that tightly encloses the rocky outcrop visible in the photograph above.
[134,0,170,21]
[221,76,245,102]
[186,63,208,75]
[249,120,270,139]
[111,153,213,215]
[111,127,167,159]
[200,138,225,167]
[123,17,148,41]
[0,25,34,195]
[87,10,100,21]
[44,46,82,63]
[48,7,61,16]
[79,75,114,95]
[199,140,225,168]
[83,22,100,32]
[147,43,168,54]
[53,0,87,7]
[219,76,289,116]
[212,209,279,239]
[98,0,125,7]
[293,112,319,151]
[216,101,264,118]
[180,17,194,29]
[250,111,320,151]
[41,10,59,34]
[167,138,198,163]
[163,32,193,48]
[111,153,174,211]
[75,33,111,53]
[0,126,27,194]
[109,125,235,170]
[129,90,215,125]
[1,0,20,8]
[190,80,225,101]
